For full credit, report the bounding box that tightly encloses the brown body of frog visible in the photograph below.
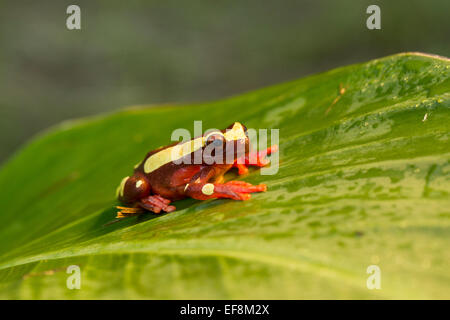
[116,122,277,217]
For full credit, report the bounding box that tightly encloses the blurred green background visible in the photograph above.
[0,0,449,164]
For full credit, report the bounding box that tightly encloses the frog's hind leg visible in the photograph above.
[185,180,266,201]
[139,195,176,214]
[233,144,278,175]
[116,206,144,218]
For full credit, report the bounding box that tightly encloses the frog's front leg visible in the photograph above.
[233,144,278,175]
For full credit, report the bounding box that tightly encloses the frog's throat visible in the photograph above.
[143,122,246,174]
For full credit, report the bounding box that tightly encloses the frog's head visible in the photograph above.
[203,122,249,164]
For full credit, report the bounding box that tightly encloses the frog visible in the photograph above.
[115,122,278,218]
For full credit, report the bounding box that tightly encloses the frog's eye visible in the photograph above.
[205,131,225,146]
[226,122,247,133]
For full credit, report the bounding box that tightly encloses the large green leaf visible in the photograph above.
[0,53,449,299]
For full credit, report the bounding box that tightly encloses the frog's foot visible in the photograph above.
[233,144,278,175]
[116,206,144,218]
[185,180,266,201]
[233,163,249,175]
[139,195,176,214]
[218,181,267,199]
